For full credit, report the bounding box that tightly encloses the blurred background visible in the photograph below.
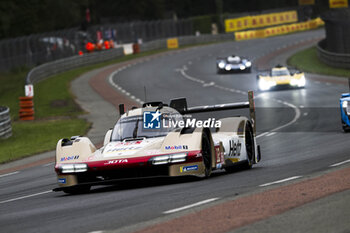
[0,0,331,71]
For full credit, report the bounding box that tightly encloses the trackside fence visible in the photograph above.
[26,33,234,84]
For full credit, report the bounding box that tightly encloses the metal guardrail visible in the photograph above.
[26,47,124,84]
[0,20,194,72]
[317,39,350,69]
[26,34,234,84]
[0,106,12,139]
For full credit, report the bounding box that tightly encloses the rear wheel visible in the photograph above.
[202,133,212,177]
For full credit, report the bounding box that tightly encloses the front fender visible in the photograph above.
[56,137,96,164]
[161,128,215,168]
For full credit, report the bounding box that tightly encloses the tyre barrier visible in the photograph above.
[0,106,12,139]
[19,96,34,121]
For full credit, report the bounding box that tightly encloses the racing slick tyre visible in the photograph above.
[63,185,91,194]
[342,121,350,133]
[342,125,350,133]
[243,122,255,169]
[202,132,212,178]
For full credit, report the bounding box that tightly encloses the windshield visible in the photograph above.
[111,114,183,141]
[271,69,290,76]
[227,56,241,64]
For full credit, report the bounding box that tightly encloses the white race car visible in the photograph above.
[54,91,261,194]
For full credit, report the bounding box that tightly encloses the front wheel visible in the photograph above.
[342,120,350,132]
[202,133,212,177]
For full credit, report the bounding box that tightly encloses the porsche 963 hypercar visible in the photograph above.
[54,91,261,194]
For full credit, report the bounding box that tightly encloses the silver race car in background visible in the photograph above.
[216,55,252,74]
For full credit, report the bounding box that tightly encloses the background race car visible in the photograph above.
[54,92,261,194]
[257,65,306,91]
[216,55,252,74]
[340,90,350,132]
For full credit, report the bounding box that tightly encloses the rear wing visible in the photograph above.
[170,91,256,135]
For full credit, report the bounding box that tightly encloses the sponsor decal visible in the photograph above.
[228,140,242,157]
[163,118,221,128]
[180,165,198,173]
[145,149,162,155]
[106,146,142,153]
[215,147,221,163]
[165,145,188,150]
[58,178,66,184]
[143,111,221,130]
[115,141,142,146]
[60,155,79,162]
[143,111,161,129]
[229,158,240,162]
[104,159,128,165]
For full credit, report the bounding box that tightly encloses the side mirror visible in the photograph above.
[103,129,113,147]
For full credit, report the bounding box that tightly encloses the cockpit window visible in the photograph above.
[111,113,183,141]
[227,56,241,63]
[271,69,290,76]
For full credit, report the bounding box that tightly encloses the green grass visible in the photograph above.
[287,46,350,77]
[0,119,89,163]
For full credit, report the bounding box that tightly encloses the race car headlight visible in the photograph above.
[239,65,245,70]
[150,153,187,165]
[290,79,298,86]
[225,65,232,71]
[218,62,225,69]
[342,101,348,109]
[245,61,252,67]
[299,76,306,87]
[60,163,88,173]
[342,101,350,115]
[259,79,276,91]
[151,155,170,165]
[169,153,187,163]
[291,76,306,87]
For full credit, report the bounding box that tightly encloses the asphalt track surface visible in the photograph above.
[1,29,350,233]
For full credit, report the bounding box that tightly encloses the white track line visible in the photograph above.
[42,162,54,167]
[108,69,143,104]
[259,176,302,187]
[0,171,19,178]
[0,190,52,204]
[330,159,350,167]
[163,198,219,214]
